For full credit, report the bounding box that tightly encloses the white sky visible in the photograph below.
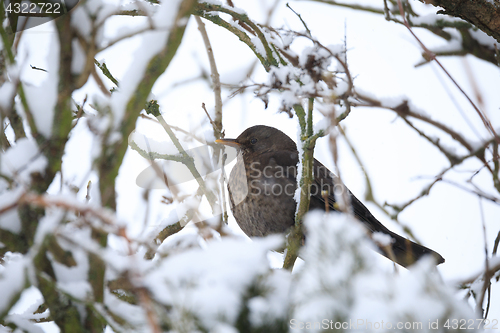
[11,0,500,329]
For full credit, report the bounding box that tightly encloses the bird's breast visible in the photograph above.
[227,156,297,237]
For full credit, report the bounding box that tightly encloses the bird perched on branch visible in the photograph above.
[216,125,444,268]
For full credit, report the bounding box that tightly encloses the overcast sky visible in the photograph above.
[12,0,500,328]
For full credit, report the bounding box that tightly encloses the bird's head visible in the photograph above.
[216,125,297,155]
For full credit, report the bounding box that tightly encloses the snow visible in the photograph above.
[152,0,182,30]
[107,131,122,145]
[384,258,476,323]
[1,138,48,184]
[226,4,246,15]
[103,290,146,327]
[290,211,477,332]
[156,229,201,255]
[33,209,64,246]
[333,78,349,96]
[143,235,284,330]
[57,223,103,255]
[22,30,59,138]
[200,0,223,6]
[6,63,20,82]
[313,117,330,134]
[248,269,291,327]
[429,28,464,53]
[5,314,44,333]
[355,86,407,109]
[250,36,265,57]
[174,195,201,224]
[0,193,480,331]
[411,14,465,26]
[120,1,157,16]
[56,281,92,301]
[211,324,238,333]
[109,32,164,126]
[489,255,500,267]
[110,0,184,127]
[327,44,345,58]
[71,38,86,75]
[2,0,499,330]
[129,129,182,156]
[71,0,118,40]
[8,288,45,318]
[372,231,393,247]
[469,28,500,48]
[294,119,305,213]
[0,81,16,110]
[0,186,24,234]
[228,19,249,35]
[70,3,93,39]
[0,254,27,316]
[44,233,93,301]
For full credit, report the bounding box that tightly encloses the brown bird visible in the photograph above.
[216,125,444,268]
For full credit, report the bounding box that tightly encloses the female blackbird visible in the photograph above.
[216,125,444,267]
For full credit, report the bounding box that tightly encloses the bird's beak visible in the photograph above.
[216,138,241,148]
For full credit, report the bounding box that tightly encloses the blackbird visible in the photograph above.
[216,125,444,267]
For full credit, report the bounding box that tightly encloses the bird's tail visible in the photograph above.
[378,229,445,268]
[348,191,444,268]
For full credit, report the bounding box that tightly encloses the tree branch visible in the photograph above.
[420,0,500,44]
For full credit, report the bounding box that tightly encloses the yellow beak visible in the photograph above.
[215,138,241,148]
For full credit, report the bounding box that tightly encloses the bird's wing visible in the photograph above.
[310,159,392,234]
[253,150,299,181]
[310,159,445,266]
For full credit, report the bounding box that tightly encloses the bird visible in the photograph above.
[216,125,444,268]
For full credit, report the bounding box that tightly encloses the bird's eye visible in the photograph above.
[250,138,257,145]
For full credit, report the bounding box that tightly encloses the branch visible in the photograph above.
[193,2,279,71]
[307,0,385,15]
[397,1,499,148]
[283,101,324,270]
[418,0,500,44]
[154,112,218,208]
[94,59,119,87]
[195,16,223,134]
[98,0,197,210]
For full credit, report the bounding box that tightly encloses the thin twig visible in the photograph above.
[201,103,218,134]
[156,115,218,208]
[476,197,491,317]
[396,0,500,150]
[195,16,223,134]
